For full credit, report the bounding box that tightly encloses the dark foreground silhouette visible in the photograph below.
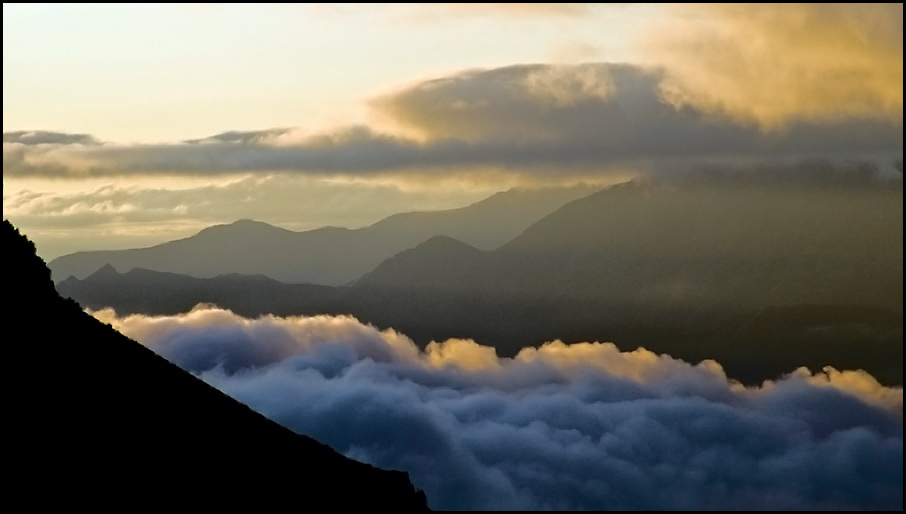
[5,219,428,510]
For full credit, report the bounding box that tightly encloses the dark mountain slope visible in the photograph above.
[353,235,488,290]
[57,263,341,316]
[361,180,903,311]
[348,180,904,383]
[366,185,597,249]
[6,219,428,509]
[49,185,598,284]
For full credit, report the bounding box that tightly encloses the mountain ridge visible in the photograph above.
[49,185,600,284]
[54,176,903,384]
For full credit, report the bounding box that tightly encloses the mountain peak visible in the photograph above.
[232,218,267,226]
[355,235,486,288]
[202,219,277,232]
[86,263,120,280]
[190,219,298,242]
[47,186,598,284]
[416,234,480,252]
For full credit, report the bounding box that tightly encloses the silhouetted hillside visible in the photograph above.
[57,263,341,316]
[6,219,428,509]
[49,185,598,284]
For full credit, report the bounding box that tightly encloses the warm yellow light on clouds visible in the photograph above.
[369,63,631,143]
[521,64,615,106]
[425,338,502,371]
[779,366,903,412]
[92,305,903,414]
[648,3,904,128]
[514,340,730,385]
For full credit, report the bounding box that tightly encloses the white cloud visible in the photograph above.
[92,306,904,510]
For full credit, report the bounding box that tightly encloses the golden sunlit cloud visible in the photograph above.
[425,338,502,372]
[514,340,727,385]
[369,63,625,142]
[648,3,904,129]
[772,366,904,413]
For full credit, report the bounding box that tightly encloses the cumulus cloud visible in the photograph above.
[92,306,903,511]
[371,63,902,159]
[370,64,632,142]
[4,63,901,181]
[648,4,904,128]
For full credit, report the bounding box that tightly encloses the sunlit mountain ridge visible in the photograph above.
[49,185,599,284]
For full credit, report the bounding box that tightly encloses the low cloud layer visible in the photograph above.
[93,306,903,511]
[5,63,901,181]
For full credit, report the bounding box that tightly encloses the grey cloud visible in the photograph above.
[668,159,906,188]
[4,64,902,180]
[97,307,904,511]
[3,126,432,177]
[182,128,295,145]
[371,63,902,158]
[3,130,101,146]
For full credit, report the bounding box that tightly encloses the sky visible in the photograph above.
[3,3,903,259]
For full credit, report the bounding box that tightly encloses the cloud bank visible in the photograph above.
[93,306,903,511]
[649,4,903,128]
[5,63,901,181]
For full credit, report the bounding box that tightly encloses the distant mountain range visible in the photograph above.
[360,179,903,310]
[57,179,904,385]
[49,185,599,284]
[6,219,428,509]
